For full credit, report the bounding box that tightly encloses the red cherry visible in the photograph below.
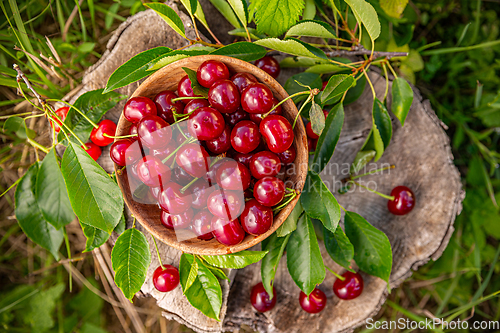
[249,98,282,124]
[184,178,214,210]
[123,96,157,123]
[90,119,117,147]
[207,189,244,220]
[82,142,101,161]
[52,106,69,133]
[333,271,364,300]
[152,143,176,164]
[192,209,214,240]
[136,155,171,187]
[197,60,229,88]
[307,137,317,152]
[153,265,179,292]
[172,165,195,186]
[188,107,225,141]
[205,125,232,154]
[223,107,250,127]
[175,143,210,178]
[184,99,210,114]
[249,151,281,179]
[231,72,258,93]
[177,75,202,103]
[208,79,240,114]
[240,199,273,235]
[205,157,228,186]
[137,115,172,149]
[129,123,138,136]
[230,120,261,153]
[233,152,254,168]
[306,122,320,140]
[215,160,251,191]
[321,81,328,91]
[250,282,276,312]
[160,208,193,230]
[158,182,190,214]
[254,177,285,207]
[241,83,274,114]
[299,288,327,313]
[154,90,184,124]
[173,120,194,145]
[387,186,415,215]
[211,216,245,246]
[254,56,281,79]
[276,146,296,165]
[110,139,143,166]
[150,186,161,199]
[260,115,294,153]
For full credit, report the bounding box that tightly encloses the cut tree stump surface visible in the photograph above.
[62,3,464,332]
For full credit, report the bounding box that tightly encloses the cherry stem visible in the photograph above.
[350,165,395,180]
[103,133,138,139]
[180,177,198,194]
[162,137,196,164]
[63,228,73,292]
[326,266,345,280]
[27,138,49,154]
[0,177,22,199]
[152,235,165,269]
[273,191,297,213]
[47,98,99,129]
[293,94,314,129]
[171,96,205,103]
[350,180,395,201]
[264,90,314,118]
[132,216,136,228]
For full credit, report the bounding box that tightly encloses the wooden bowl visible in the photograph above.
[115,55,308,255]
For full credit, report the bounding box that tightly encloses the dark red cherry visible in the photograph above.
[255,56,280,79]
[388,186,415,215]
[52,106,69,133]
[82,142,101,161]
[231,72,258,93]
[175,143,210,178]
[197,60,229,88]
[158,182,190,214]
[333,271,364,300]
[184,99,210,114]
[240,199,273,235]
[110,139,143,166]
[138,115,172,149]
[308,137,317,152]
[129,123,138,136]
[208,80,240,114]
[249,98,282,124]
[153,265,179,292]
[321,81,328,91]
[254,177,285,207]
[205,125,232,154]
[306,122,320,140]
[249,151,281,179]
[173,121,193,145]
[250,282,276,312]
[299,288,327,313]
[276,146,296,165]
[233,152,254,168]
[152,143,176,164]
[192,209,214,240]
[231,120,261,154]
[216,160,251,191]
[184,178,214,210]
[188,107,225,141]
[205,158,228,186]
[260,115,294,153]
[154,90,184,124]
[123,96,157,123]
[241,83,274,114]
[160,208,193,230]
[136,155,171,187]
[172,165,195,186]
[211,216,245,246]
[90,120,116,147]
[223,107,249,127]
[207,189,244,220]
[177,75,202,103]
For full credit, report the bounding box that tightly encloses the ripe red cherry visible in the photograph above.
[240,199,273,235]
[188,107,225,141]
[152,143,176,164]
[250,282,276,312]
[308,137,317,152]
[154,90,184,124]
[333,271,364,300]
[241,83,274,114]
[321,81,328,90]
[172,165,194,185]
[233,152,254,168]
[153,265,179,292]
[160,208,193,230]
[184,178,214,210]
[231,72,258,93]
[255,56,281,79]
[90,119,117,146]
[260,115,294,153]
[208,80,240,114]
[158,182,190,214]
[205,125,232,154]
[276,146,296,165]
[138,115,172,149]
[216,160,251,191]
[136,155,171,187]
[129,123,138,136]
[211,216,245,246]
[223,107,249,126]
[250,151,281,179]
[192,209,214,240]
[230,120,261,153]
[184,98,210,114]
[207,189,244,220]
[177,75,202,103]
[197,60,229,88]
[82,142,101,161]
[299,288,327,313]
[254,177,285,207]
[110,139,143,166]
[175,143,210,178]
[173,121,193,145]
[387,186,415,215]
[306,122,320,140]
[123,96,157,123]
[52,106,69,133]
[249,98,282,124]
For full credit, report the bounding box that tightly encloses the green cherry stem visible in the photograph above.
[162,137,196,164]
[350,180,395,201]
[47,98,99,129]
[326,266,345,280]
[103,133,138,139]
[263,90,312,118]
[273,191,298,213]
[152,235,165,269]
[293,94,314,129]
[27,138,49,154]
[171,96,205,103]
[180,177,198,194]
[0,177,22,199]
[350,165,395,180]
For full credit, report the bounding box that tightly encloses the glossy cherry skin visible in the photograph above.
[223,107,249,127]
[158,182,190,214]
[207,189,244,220]
[184,98,210,114]
[260,115,294,153]
[233,152,254,168]
[306,122,320,140]
[250,282,276,312]
[171,166,194,186]
[152,143,176,164]
[388,186,415,215]
[192,209,214,240]
[216,160,251,191]
[52,106,69,133]
[276,146,296,165]
[249,98,282,125]
[153,265,179,292]
[154,90,184,124]
[211,216,245,246]
[230,120,261,153]
[160,208,193,230]
[184,178,214,210]
[250,151,281,179]
[333,271,364,300]
[299,288,327,313]
[208,79,240,114]
[254,177,285,207]
[136,155,171,187]
[123,96,157,123]
[150,186,161,199]
[241,83,274,114]
[205,158,228,186]
[177,75,202,103]
[90,119,117,146]
[255,56,280,78]
[138,115,172,149]
[129,123,138,136]
[175,143,210,178]
[240,199,273,235]
[231,72,258,93]
[110,139,143,166]
[205,125,232,154]
[82,142,101,161]
[197,60,229,88]
[188,107,225,141]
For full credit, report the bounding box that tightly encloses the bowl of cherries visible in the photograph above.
[111,55,308,255]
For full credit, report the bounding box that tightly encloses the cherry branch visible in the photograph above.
[13,64,47,108]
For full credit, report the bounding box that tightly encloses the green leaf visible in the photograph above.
[344,211,392,284]
[202,250,268,269]
[391,77,413,126]
[303,0,316,20]
[371,98,392,161]
[208,0,242,28]
[320,74,355,104]
[22,283,65,333]
[286,214,325,295]
[182,67,209,98]
[380,0,409,18]
[184,258,199,292]
[255,38,327,60]
[35,149,74,229]
[280,56,330,68]
[15,163,63,260]
[312,103,344,174]
[111,228,151,300]
[285,20,336,39]
[114,212,126,235]
[305,64,345,74]
[309,101,325,137]
[144,3,186,38]
[147,49,211,71]
[301,171,341,233]
[254,0,304,37]
[179,0,198,15]
[227,0,248,25]
[350,150,376,174]
[228,27,267,40]
[205,264,229,280]
[261,232,291,298]
[103,47,173,92]
[344,0,380,42]
[210,42,267,61]
[3,116,36,139]
[276,199,302,237]
[284,72,322,103]
[61,142,124,233]
[324,226,355,272]
[81,223,110,252]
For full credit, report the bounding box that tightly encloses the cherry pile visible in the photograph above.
[110,59,297,246]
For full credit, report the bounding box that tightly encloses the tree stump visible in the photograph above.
[62,3,463,332]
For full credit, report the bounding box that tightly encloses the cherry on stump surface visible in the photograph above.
[299,288,327,313]
[250,282,276,312]
[153,265,180,292]
[388,186,416,215]
[333,272,364,300]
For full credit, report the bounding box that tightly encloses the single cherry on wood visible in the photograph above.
[123,96,157,123]
[333,271,364,300]
[387,186,416,215]
[90,119,117,147]
[299,288,327,313]
[197,60,230,88]
[153,265,180,292]
[250,282,276,312]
